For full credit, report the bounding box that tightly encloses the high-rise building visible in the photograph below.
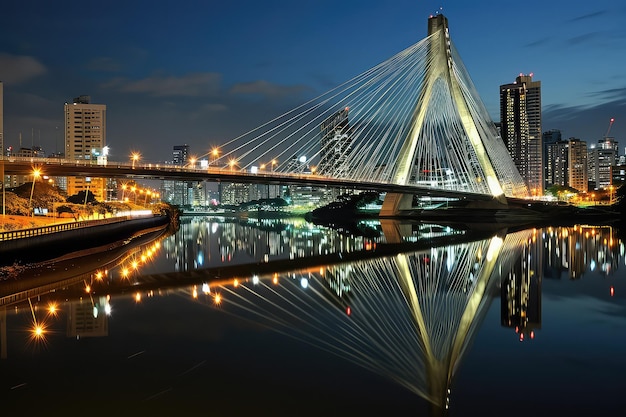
[172,144,189,166]
[64,95,107,200]
[318,107,353,204]
[319,107,352,176]
[164,144,192,205]
[543,129,562,187]
[589,138,618,190]
[500,74,543,196]
[545,139,569,187]
[568,138,588,193]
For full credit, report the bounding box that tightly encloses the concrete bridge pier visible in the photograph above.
[379,193,414,217]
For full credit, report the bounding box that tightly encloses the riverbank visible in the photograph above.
[0,215,75,231]
[0,214,174,269]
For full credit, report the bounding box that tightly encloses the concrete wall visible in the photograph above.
[1,215,170,266]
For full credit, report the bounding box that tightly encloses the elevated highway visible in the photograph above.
[1,156,496,203]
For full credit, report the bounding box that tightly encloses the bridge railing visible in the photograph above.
[0,216,131,242]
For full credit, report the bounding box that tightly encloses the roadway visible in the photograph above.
[1,156,496,202]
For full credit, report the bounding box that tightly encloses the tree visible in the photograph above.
[56,205,77,220]
[3,191,30,215]
[66,190,97,204]
[12,181,66,212]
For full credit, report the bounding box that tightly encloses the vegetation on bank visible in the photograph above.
[305,192,382,221]
[1,180,172,232]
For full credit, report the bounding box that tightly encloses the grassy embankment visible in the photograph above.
[1,215,74,231]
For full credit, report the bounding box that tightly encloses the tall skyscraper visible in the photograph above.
[568,138,588,193]
[545,139,569,187]
[500,74,543,196]
[319,107,352,176]
[64,95,107,200]
[543,129,562,188]
[589,138,618,190]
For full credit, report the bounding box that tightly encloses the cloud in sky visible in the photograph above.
[567,10,608,22]
[524,37,552,48]
[229,80,310,99]
[85,56,123,73]
[0,53,46,84]
[102,72,223,97]
[543,96,626,139]
[566,32,603,46]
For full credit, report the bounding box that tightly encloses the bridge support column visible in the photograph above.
[380,193,413,217]
[380,219,414,243]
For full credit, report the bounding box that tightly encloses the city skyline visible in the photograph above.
[1,0,625,162]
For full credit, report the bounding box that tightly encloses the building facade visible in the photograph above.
[163,145,191,206]
[545,140,569,188]
[172,144,189,166]
[500,74,543,196]
[319,107,352,177]
[64,95,107,200]
[543,129,562,188]
[589,138,617,190]
[568,138,588,193]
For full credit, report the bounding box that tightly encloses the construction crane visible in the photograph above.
[605,117,615,138]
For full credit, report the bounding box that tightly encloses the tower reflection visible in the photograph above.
[211,226,534,413]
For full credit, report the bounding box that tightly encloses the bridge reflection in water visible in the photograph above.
[208,228,531,413]
[0,219,621,413]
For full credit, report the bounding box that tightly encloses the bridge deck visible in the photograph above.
[1,157,496,202]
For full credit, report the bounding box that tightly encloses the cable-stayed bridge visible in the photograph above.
[1,14,529,215]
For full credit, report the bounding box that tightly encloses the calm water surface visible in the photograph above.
[1,217,625,416]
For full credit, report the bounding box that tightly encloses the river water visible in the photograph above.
[1,216,625,416]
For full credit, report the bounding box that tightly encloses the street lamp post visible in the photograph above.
[131,152,140,169]
[28,168,41,217]
[210,148,219,169]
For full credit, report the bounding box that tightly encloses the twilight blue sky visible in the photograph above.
[1,0,625,162]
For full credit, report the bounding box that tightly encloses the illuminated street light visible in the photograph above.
[121,183,128,201]
[271,159,277,172]
[131,152,141,169]
[208,147,220,169]
[28,168,42,217]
